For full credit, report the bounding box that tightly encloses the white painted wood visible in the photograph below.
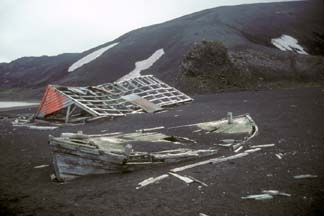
[170,153,249,173]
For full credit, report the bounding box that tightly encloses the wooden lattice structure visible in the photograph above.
[35,75,192,123]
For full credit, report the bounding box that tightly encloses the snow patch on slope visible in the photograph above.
[118,49,165,81]
[271,35,308,55]
[68,43,119,72]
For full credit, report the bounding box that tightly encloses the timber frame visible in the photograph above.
[35,75,192,123]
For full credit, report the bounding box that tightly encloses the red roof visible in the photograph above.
[35,86,72,118]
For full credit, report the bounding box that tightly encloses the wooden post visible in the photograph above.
[65,106,71,123]
[227,112,233,124]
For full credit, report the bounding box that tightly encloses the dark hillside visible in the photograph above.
[0,0,323,99]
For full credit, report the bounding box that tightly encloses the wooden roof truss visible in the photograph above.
[42,75,192,122]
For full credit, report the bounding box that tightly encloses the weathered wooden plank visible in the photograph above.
[65,105,71,123]
[170,152,249,173]
[121,94,163,113]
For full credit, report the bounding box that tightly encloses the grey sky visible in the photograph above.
[0,0,300,63]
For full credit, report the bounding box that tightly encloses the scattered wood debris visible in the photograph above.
[134,149,258,189]
[169,172,194,184]
[242,190,291,200]
[136,174,169,189]
[12,120,58,130]
[293,174,318,179]
[221,139,235,144]
[244,148,261,153]
[50,173,58,182]
[250,144,275,148]
[34,164,49,169]
[262,190,291,197]
[188,176,208,187]
[25,125,58,130]
[132,114,262,189]
[170,152,249,173]
[275,153,284,159]
[234,146,243,153]
[168,172,208,186]
[241,194,274,200]
[218,143,233,148]
[152,149,218,162]
[136,126,165,132]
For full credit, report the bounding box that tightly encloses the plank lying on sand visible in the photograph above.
[170,152,249,173]
[136,174,169,189]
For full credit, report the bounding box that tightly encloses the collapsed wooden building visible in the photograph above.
[34,75,193,123]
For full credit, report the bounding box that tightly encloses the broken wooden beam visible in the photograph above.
[170,152,249,173]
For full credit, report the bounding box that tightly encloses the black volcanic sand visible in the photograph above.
[0,88,324,216]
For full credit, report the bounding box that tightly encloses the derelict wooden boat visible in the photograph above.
[49,114,257,181]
